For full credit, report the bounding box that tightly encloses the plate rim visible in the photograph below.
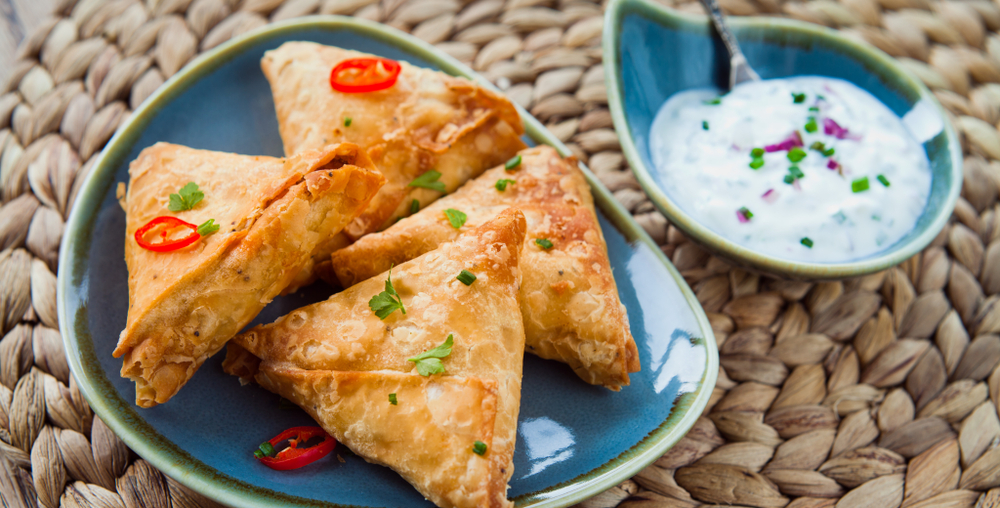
[602,0,963,280]
[57,15,719,508]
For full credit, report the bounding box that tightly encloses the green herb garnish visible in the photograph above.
[168,182,204,212]
[253,442,276,459]
[369,267,406,319]
[787,147,806,163]
[749,148,765,170]
[750,158,764,169]
[702,121,709,130]
[344,117,352,127]
[535,238,553,249]
[196,219,219,236]
[804,117,818,133]
[495,179,516,191]
[808,106,819,112]
[738,207,753,220]
[504,155,522,170]
[751,148,764,158]
[801,237,814,248]
[784,166,804,184]
[792,93,806,103]
[408,334,453,376]
[810,141,835,157]
[457,270,477,286]
[703,97,722,105]
[473,441,487,456]
[877,174,890,187]
[851,177,870,193]
[389,393,397,405]
[408,170,446,192]
[410,199,420,214]
[445,209,467,228]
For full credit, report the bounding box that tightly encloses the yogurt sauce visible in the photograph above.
[649,76,932,263]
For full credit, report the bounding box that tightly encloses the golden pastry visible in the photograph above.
[329,145,639,390]
[260,41,527,289]
[116,142,384,407]
[224,208,528,508]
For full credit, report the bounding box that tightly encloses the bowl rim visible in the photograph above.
[602,0,963,280]
[56,14,720,508]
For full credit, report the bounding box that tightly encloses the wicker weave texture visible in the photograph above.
[2,0,1000,506]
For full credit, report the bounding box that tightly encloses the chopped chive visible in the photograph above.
[810,142,835,157]
[787,147,806,163]
[751,148,764,158]
[473,441,488,456]
[254,441,275,459]
[344,117,352,127]
[445,208,467,228]
[783,174,794,184]
[702,120,709,130]
[703,97,722,105]
[495,178,516,191]
[408,170,446,192]
[750,158,764,170]
[808,106,819,112]
[389,393,397,405]
[504,155,522,170]
[739,207,753,220]
[877,174,890,187]
[535,238,553,249]
[851,177,870,193]
[804,117,818,133]
[456,270,477,286]
[197,219,220,236]
[792,92,806,103]
[410,199,419,214]
[801,237,814,248]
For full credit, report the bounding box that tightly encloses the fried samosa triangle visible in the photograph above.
[260,42,527,289]
[116,142,385,408]
[223,208,528,508]
[329,145,640,390]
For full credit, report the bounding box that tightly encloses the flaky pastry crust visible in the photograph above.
[225,209,527,508]
[260,42,527,289]
[329,145,639,389]
[116,142,384,407]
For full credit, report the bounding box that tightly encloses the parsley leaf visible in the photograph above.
[168,182,204,212]
[495,179,516,191]
[473,441,487,456]
[408,170,446,192]
[389,393,397,405]
[368,268,406,319]
[197,219,220,236]
[535,238,553,249]
[344,117,352,127]
[445,209,467,228]
[408,334,453,376]
[410,199,420,214]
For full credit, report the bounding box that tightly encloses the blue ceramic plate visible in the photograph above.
[58,16,718,508]
[603,0,962,280]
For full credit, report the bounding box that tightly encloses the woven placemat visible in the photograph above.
[2,0,1000,506]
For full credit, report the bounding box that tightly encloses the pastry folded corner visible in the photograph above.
[225,208,528,508]
[116,142,384,408]
[328,145,640,390]
[261,42,527,291]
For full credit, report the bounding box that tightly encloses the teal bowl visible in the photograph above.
[603,0,962,280]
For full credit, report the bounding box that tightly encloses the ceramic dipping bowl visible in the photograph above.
[603,0,962,280]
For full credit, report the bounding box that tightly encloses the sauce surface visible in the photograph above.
[649,77,932,263]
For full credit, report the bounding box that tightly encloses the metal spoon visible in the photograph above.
[700,0,760,89]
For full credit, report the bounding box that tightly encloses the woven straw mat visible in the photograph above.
[5,0,1000,506]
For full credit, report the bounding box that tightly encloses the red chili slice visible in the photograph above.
[255,426,337,471]
[134,216,200,252]
[330,58,401,93]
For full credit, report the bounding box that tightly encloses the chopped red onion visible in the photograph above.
[764,131,804,152]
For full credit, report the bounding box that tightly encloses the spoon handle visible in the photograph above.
[699,0,761,88]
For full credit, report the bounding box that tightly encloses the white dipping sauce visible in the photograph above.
[649,77,932,263]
